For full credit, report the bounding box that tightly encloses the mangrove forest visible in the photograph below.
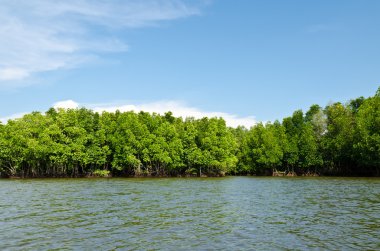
[0,87,379,178]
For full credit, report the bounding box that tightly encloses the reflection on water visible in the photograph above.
[1,177,379,250]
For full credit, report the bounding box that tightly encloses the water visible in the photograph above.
[1,177,379,250]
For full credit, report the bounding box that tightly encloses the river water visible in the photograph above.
[1,177,379,250]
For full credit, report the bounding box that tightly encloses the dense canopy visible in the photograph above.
[0,88,379,177]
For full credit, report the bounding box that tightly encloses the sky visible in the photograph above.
[1,0,380,127]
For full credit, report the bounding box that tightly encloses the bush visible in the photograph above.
[93,169,111,177]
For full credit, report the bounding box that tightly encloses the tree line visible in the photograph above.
[0,88,379,177]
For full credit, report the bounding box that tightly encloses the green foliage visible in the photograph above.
[354,93,380,173]
[0,87,379,177]
[93,169,111,177]
[0,107,238,177]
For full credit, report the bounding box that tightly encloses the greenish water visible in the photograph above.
[1,177,379,250]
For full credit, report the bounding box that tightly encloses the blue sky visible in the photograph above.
[1,0,379,127]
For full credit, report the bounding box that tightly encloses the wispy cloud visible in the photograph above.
[2,99,257,128]
[0,0,202,85]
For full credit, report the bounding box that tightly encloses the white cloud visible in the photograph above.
[0,112,28,124]
[0,100,257,128]
[53,100,80,109]
[88,100,256,128]
[0,0,202,85]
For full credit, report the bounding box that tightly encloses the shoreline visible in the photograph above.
[3,173,379,179]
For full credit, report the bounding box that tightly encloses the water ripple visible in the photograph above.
[0,177,379,250]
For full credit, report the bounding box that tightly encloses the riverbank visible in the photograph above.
[3,172,379,179]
